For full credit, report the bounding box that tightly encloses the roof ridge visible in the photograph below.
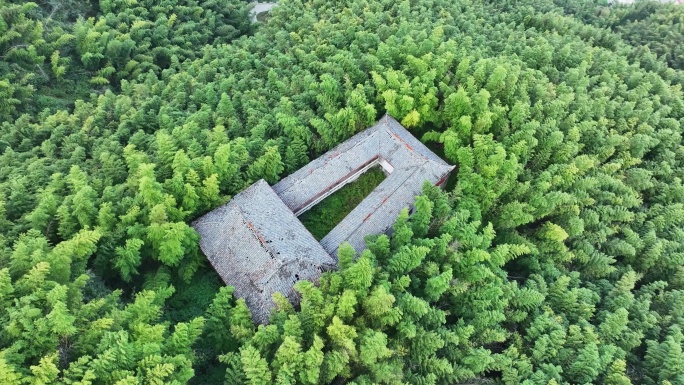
[382,114,454,167]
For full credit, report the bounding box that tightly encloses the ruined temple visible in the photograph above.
[192,114,454,323]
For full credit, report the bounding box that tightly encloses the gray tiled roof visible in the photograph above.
[192,114,454,323]
[274,114,455,255]
[191,180,336,324]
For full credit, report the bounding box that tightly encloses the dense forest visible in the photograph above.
[1,0,684,383]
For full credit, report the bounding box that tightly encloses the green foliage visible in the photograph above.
[0,0,252,118]
[573,0,684,73]
[2,0,684,383]
[300,168,386,240]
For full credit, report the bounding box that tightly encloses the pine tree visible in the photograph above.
[411,195,433,238]
[114,238,144,282]
[240,345,272,385]
[247,146,284,184]
[643,326,684,385]
[604,359,633,385]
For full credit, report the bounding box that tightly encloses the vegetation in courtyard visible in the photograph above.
[1,0,684,384]
[299,167,387,240]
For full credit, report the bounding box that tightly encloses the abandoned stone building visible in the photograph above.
[192,114,455,323]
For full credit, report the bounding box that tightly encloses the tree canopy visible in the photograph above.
[1,0,684,384]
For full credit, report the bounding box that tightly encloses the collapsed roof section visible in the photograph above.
[273,114,455,255]
[193,114,454,323]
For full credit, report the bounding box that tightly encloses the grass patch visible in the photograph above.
[299,167,386,240]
